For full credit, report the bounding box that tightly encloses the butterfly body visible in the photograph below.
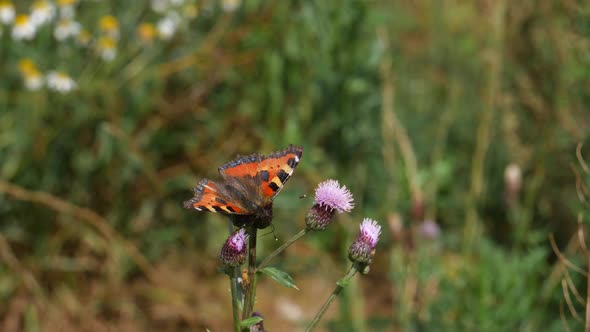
[183,145,303,229]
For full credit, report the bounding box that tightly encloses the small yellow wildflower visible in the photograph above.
[137,23,156,43]
[0,1,15,24]
[12,14,36,40]
[96,36,117,61]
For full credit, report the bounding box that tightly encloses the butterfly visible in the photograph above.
[183,145,303,229]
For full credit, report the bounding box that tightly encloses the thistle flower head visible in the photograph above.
[314,179,354,213]
[220,228,247,267]
[306,179,354,231]
[348,218,381,266]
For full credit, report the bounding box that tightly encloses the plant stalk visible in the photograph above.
[305,264,359,332]
[226,221,241,332]
[258,228,308,270]
[229,270,241,332]
[241,226,258,329]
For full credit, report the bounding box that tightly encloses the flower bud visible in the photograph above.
[251,312,265,332]
[348,218,381,266]
[220,228,247,267]
[305,179,354,231]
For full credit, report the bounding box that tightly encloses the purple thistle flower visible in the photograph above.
[348,218,381,266]
[305,179,354,231]
[418,219,441,240]
[314,179,355,212]
[220,228,248,267]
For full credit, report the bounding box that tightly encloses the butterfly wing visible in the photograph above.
[255,145,303,203]
[183,179,250,214]
[219,145,303,205]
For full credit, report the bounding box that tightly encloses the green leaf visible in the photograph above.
[258,267,299,290]
[240,316,263,327]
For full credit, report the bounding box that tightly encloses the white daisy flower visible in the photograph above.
[151,0,168,13]
[54,19,80,41]
[222,0,240,12]
[156,14,179,40]
[99,15,119,39]
[25,72,44,90]
[12,14,36,40]
[96,36,117,61]
[57,0,77,19]
[30,0,56,27]
[0,1,15,24]
[46,71,77,93]
[18,59,44,91]
[76,28,90,46]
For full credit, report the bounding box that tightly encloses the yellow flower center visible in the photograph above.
[18,59,38,75]
[99,15,118,32]
[14,14,29,26]
[137,23,156,42]
[77,29,91,44]
[97,36,116,49]
[32,0,50,10]
[57,0,76,5]
[0,1,14,9]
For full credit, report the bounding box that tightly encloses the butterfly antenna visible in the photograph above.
[271,225,278,241]
[299,194,307,199]
[260,225,279,240]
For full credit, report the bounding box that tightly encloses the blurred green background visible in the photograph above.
[1,0,590,331]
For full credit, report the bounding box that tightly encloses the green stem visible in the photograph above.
[258,228,308,270]
[229,270,241,332]
[226,221,241,332]
[241,226,258,330]
[305,264,359,332]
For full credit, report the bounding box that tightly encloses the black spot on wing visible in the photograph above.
[269,182,280,192]
[287,157,297,168]
[226,206,236,212]
[277,170,289,184]
[259,170,270,182]
[215,197,227,204]
[212,206,224,212]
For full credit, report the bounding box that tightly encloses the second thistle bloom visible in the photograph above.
[348,218,381,266]
[220,228,248,267]
[305,179,354,231]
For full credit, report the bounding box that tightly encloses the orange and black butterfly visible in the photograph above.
[183,145,303,228]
